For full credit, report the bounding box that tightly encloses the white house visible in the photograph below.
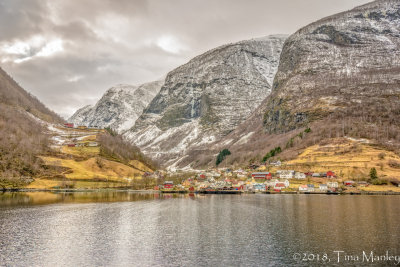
[327,182,339,188]
[295,172,306,179]
[278,170,295,179]
[319,184,328,191]
[266,179,279,187]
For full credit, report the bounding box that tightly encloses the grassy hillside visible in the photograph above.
[27,127,157,190]
[286,138,400,181]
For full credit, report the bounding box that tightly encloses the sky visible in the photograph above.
[0,0,372,118]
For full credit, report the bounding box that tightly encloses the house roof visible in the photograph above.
[307,184,315,187]
[275,183,285,187]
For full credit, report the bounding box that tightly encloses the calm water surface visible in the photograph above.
[0,192,399,266]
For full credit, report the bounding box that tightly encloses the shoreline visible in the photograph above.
[1,188,400,195]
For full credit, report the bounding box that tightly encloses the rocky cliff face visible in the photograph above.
[69,80,163,132]
[263,0,400,133]
[125,35,287,167]
[173,0,400,169]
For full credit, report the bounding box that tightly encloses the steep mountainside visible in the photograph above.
[264,0,400,134]
[125,35,287,167]
[185,0,400,169]
[69,80,163,132]
[0,66,63,180]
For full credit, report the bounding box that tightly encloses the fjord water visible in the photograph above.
[0,193,399,266]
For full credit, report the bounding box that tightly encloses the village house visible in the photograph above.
[295,172,306,179]
[312,173,321,178]
[278,170,295,179]
[164,181,174,189]
[327,181,339,188]
[265,179,279,188]
[307,184,315,192]
[319,184,328,192]
[198,174,207,181]
[251,172,272,180]
[64,123,74,128]
[327,171,336,178]
[299,185,308,192]
[253,183,266,191]
[274,182,286,191]
[344,181,355,187]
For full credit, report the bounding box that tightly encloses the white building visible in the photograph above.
[327,182,339,188]
[295,172,306,179]
[319,184,328,191]
[278,170,295,179]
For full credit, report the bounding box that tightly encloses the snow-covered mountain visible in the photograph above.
[179,0,400,169]
[124,35,287,168]
[264,0,400,133]
[69,80,163,132]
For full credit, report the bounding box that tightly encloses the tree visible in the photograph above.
[369,167,378,180]
[263,146,282,162]
[216,149,231,166]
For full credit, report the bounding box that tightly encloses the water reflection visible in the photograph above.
[0,194,399,266]
[0,191,191,206]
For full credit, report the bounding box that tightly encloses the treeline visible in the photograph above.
[98,128,157,170]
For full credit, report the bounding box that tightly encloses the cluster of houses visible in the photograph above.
[158,168,372,193]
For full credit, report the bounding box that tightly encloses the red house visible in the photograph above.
[67,144,76,147]
[164,181,174,189]
[344,181,355,186]
[251,172,272,180]
[64,123,74,128]
[327,171,336,178]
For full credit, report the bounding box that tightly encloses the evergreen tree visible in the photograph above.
[216,149,231,166]
[369,167,378,180]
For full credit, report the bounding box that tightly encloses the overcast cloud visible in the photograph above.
[0,0,372,118]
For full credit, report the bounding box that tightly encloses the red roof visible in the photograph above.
[275,183,285,187]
